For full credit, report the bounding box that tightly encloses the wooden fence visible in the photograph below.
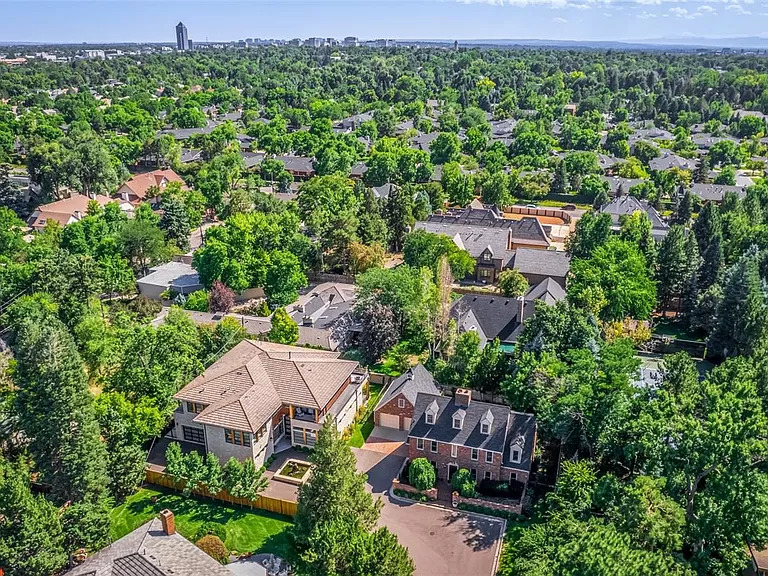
[145,469,298,517]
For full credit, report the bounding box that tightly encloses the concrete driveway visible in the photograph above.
[353,447,504,576]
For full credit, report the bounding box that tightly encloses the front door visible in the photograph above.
[448,464,458,480]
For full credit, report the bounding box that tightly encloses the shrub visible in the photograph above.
[255,300,271,317]
[476,479,511,498]
[394,488,427,502]
[408,458,436,491]
[184,290,210,312]
[196,534,229,564]
[194,521,227,543]
[451,468,476,498]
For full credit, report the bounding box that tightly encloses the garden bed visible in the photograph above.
[273,459,312,485]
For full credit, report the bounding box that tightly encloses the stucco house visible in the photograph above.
[374,364,441,431]
[114,168,186,207]
[172,340,368,469]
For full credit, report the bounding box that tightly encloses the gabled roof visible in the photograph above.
[690,183,747,203]
[119,169,185,200]
[600,195,668,231]
[524,277,566,305]
[649,152,698,172]
[511,248,570,279]
[27,193,113,229]
[66,517,232,576]
[375,363,441,411]
[175,340,358,431]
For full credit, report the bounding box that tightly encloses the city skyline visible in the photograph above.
[2,0,768,46]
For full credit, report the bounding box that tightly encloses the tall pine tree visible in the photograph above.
[656,225,690,316]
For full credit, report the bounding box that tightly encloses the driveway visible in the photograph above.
[362,426,409,457]
[353,448,504,576]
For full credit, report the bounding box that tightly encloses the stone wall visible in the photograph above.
[451,491,522,515]
[392,478,438,501]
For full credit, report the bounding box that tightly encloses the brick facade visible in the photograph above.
[408,437,526,485]
[374,393,413,429]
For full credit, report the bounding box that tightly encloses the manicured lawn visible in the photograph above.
[111,487,294,558]
[347,383,383,448]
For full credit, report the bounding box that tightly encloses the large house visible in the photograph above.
[599,195,669,240]
[374,364,441,431]
[67,510,232,576]
[26,193,121,230]
[173,340,368,468]
[408,388,537,489]
[451,277,566,352]
[415,203,552,284]
[115,168,186,207]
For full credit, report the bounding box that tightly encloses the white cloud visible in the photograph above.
[669,6,689,16]
[697,4,717,13]
[553,15,569,21]
[637,10,658,17]
[725,3,751,14]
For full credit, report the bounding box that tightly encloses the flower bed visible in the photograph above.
[273,459,312,486]
[391,478,438,501]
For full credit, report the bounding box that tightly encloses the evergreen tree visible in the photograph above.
[566,212,612,259]
[385,184,414,253]
[674,188,694,225]
[678,235,702,330]
[693,201,721,255]
[656,225,690,316]
[707,248,768,359]
[694,154,709,184]
[159,194,191,251]
[699,231,724,290]
[356,186,388,246]
[551,160,570,195]
[0,457,67,576]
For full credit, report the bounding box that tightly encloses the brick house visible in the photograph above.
[407,389,536,490]
[173,340,368,469]
[374,364,441,431]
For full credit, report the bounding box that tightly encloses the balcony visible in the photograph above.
[292,406,317,422]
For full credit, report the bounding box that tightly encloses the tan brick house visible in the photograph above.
[374,364,441,431]
[407,389,536,490]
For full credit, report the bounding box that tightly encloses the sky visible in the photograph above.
[2,0,768,44]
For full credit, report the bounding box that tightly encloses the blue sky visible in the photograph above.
[1,0,768,44]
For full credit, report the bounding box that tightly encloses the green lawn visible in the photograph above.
[111,487,294,558]
[347,383,384,448]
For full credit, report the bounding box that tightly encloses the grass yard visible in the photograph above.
[347,383,383,448]
[111,487,294,558]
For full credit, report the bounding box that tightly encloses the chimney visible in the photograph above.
[518,296,525,322]
[455,388,471,408]
[159,509,175,535]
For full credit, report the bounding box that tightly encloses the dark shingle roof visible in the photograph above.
[690,183,747,203]
[511,248,570,279]
[600,195,668,231]
[375,364,441,411]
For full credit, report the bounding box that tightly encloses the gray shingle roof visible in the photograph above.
[375,363,441,411]
[409,393,536,472]
[600,195,668,231]
[690,183,747,203]
[66,517,233,576]
[511,248,570,280]
[649,153,698,172]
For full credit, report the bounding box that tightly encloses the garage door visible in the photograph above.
[403,417,412,430]
[378,412,400,429]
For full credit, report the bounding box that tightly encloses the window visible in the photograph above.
[453,417,462,430]
[426,413,435,425]
[470,468,477,481]
[471,448,478,461]
[186,401,205,414]
[482,252,491,261]
[224,428,252,447]
[431,440,438,453]
[451,444,458,458]
[510,446,522,464]
[485,451,494,464]
[509,472,518,481]
[479,268,491,277]
[417,438,424,450]
[484,471,493,481]
[397,397,406,409]
[182,426,204,444]
[481,422,490,435]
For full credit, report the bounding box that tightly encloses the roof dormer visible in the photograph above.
[452,409,466,430]
[509,435,525,464]
[425,399,439,425]
[480,409,494,435]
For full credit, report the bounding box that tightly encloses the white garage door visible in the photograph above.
[403,417,412,430]
[378,412,400,429]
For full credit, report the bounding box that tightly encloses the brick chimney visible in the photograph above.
[455,388,472,408]
[159,509,175,535]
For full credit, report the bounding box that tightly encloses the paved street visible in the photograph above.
[353,447,504,576]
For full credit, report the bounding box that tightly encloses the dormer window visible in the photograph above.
[482,252,491,261]
[481,422,490,434]
[480,409,494,435]
[425,399,439,425]
[510,446,522,464]
[453,417,461,429]
[452,409,466,430]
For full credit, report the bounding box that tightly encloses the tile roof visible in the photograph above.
[175,340,358,431]
[119,169,185,201]
[409,392,536,471]
[27,194,113,229]
[375,363,441,411]
[66,517,233,576]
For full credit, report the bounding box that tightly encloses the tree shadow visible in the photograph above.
[440,509,502,552]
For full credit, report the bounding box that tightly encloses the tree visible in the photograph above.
[349,241,386,275]
[656,225,690,315]
[568,238,657,321]
[184,290,210,312]
[403,229,474,279]
[633,140,660,165]
[408,458,436,491]
[580,174,610,202]
[480,170,511,207]
[209,280,235,312]
[159,194,191,251]
[497,269,529,297]
[674,188,694,225]
[619,211,657,271]
[451,468,476,497]
[354,298,400,364]
[566,212,612,259]
[385,182,414,253]
[551,160,570,195]
[222,457,268,500]
[119,219,167,276]
[13,319,111,548]
[430,132,461,165]
[268,307,299,345]
[0,164,27,216]
[0,457,67,576]
[293,419,412,576]
[265,251,307,307]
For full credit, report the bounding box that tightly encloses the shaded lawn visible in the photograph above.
[348,383,383,448]
[111,487,294,558]
[653,317,705,342]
